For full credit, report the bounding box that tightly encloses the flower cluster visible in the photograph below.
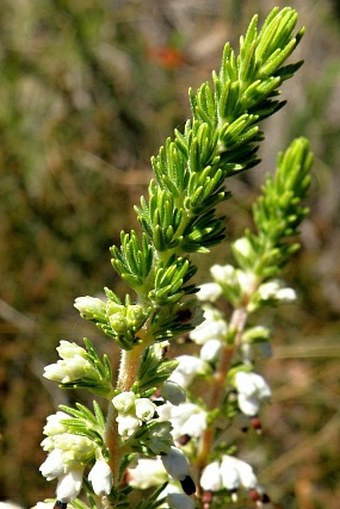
[39,410,112,501]
[112,391,157,437]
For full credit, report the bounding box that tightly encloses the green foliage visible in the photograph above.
[133,345,179,395]
[58,401,106,449]
[232,137,313,278]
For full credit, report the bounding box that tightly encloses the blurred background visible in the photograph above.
[0,0,339,507]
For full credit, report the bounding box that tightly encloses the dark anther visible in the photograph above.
[178,433,191,445]
[54,502,67,509]
[180,475,196,495]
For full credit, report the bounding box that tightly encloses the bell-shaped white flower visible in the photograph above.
[166,402,207,440]
[39,448,64,481]
[43,340,93,384]
[220,455,258,491]
[168,355,208,389]
[161,446,190,481]
[56,469,83,502]
[200,461,223,491]
[88,458,112,495]
[43,411,69,436]
[234,371,271,416]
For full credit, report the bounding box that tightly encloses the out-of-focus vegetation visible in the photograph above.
[0,1,339,507]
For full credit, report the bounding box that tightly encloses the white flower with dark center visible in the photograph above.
[88,458,112,495]
[56,469,83,502]
[234,371,271,416]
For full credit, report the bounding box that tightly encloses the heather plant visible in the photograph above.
[36,7,313,509]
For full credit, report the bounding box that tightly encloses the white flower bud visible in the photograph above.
[232,237,253,258]
[112,391,136,413]
[39,448,64,481]
[88,459,112,495]
[161,446,190,481]
[220,456,240,491]
[56,340,86,359]
[56,469,83,502]
[135,398,156,421]
[74,296,106,317]
[200,461,223,491]
[196,283,222,302]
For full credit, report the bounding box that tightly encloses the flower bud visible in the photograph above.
[74,296,106,320]
[112,391,136,413]
[196,283,222,302]
[39,448,64,481]
[135,398,156,421]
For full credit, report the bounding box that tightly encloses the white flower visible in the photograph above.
[200,461,223,491]
[56,469,83,502]
[234,371,271,416]
[43,411,69,436]
[39,448,64,481]
[189,306,227,345]
[256,280,296,303]
[43,353,91,384]
[128,458,167,489]
[88,459,112,495]
[167,402,207,440]
[161,446,190,481]
[196,283,222,302]
[116,414,141,437]
[135,398,156,421]
[32,503,54,509]
[200,338,222,362]
[112,391,136,413]
[210,264,235,283]
[220,456,258,490]
[200,455,259,497]
[169,355,208,389]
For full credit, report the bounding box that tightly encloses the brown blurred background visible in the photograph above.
[0,1,339,507]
